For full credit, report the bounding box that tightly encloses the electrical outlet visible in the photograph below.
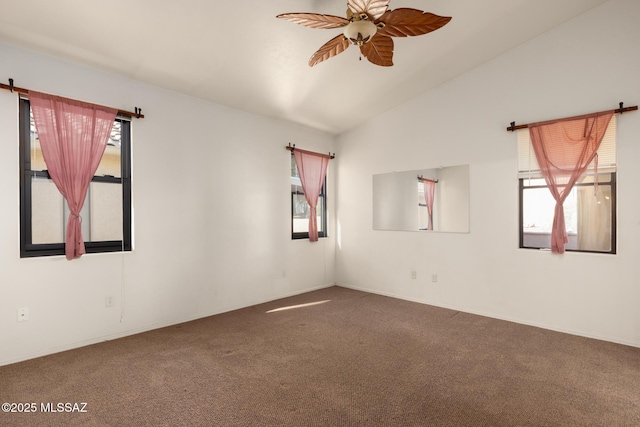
[17,307,29,322]
[105,296,115,307]
[432,273,438,283]
[411,271,417,279]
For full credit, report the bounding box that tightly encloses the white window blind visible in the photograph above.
[517,115,616,178]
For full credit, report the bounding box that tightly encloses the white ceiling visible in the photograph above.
[0,0,609,135]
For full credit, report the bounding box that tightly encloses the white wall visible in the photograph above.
[0,43,336,365]
[336,0,640,347]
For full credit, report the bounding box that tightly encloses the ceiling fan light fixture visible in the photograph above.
[343,20,377,45]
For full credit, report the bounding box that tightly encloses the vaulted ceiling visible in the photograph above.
[0,0,609,135]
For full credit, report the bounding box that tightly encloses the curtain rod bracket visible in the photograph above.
[8,78,13,93]
[619,102,624,113]
[509,121,516,132]
[134,107,142,118]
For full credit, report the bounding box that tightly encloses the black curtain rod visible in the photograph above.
[286,143,335,159]
[507,102,636,132]
[1,78,144,119]
[418,175,438,183]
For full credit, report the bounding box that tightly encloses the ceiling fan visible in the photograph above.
[276,0,451,67]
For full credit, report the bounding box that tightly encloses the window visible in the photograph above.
[19,98,132,257]
[518,117,616,254]
[290,153,327,239]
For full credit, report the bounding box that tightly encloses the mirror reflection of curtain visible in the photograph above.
[421,179,436,231]
[577,186,611,252]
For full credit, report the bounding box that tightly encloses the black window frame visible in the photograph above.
[418,202,430,231]
[290,153,327,240]
[19,98,132,258]
[518,172,616,254]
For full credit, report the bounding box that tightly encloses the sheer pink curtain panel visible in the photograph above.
[29,91,118,260]
[293,149,329,242]
[421,179,436,231]
[529,112,613,254]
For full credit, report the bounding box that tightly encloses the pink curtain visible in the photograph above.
[29,91,118,260]
[421,179,436,231]
[293,149,329,242]
[529,112,613,254]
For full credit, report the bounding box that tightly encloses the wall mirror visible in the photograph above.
[372,164,470,233]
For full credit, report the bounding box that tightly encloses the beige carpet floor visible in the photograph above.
[1,286,639,426]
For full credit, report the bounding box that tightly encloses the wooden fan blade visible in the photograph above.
[347,0,390,21]
[377,8,452,37]
[276,13,349,29]
[309,34,351,67]
[359,34,394,66]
